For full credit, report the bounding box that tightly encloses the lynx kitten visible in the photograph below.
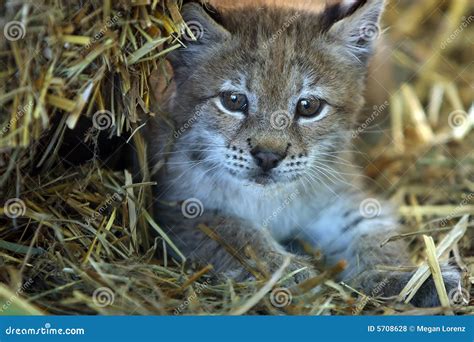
[146,0,461,307]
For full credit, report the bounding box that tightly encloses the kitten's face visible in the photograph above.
[168,1,383,186]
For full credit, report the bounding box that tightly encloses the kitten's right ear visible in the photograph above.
[321,0,385,64]
[168,3,230,73]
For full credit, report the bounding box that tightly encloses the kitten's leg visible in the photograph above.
[156,204,316,285]
[299,193,461,307]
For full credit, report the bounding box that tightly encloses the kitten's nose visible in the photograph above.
[251,148,285,172]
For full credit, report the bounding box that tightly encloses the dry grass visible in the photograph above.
[0,0,473,315]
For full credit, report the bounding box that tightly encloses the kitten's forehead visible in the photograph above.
[217,8,332,84]
[218,5,327,42]
[226,72,321,96]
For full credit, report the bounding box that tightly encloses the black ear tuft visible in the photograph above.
[321,0,385,64]
[167,3,230,74]
[320,0,369,33]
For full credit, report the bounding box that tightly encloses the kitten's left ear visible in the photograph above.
[322,0,385,63]
[168,3,230,74]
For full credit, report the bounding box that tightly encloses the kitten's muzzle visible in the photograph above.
[250,147,285,172]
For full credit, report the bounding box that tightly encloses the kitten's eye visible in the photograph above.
[220,92,248,113]
[296,97,323,118]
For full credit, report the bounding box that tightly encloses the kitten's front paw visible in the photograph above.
[410,264,462,307]
[355,264,463,308]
